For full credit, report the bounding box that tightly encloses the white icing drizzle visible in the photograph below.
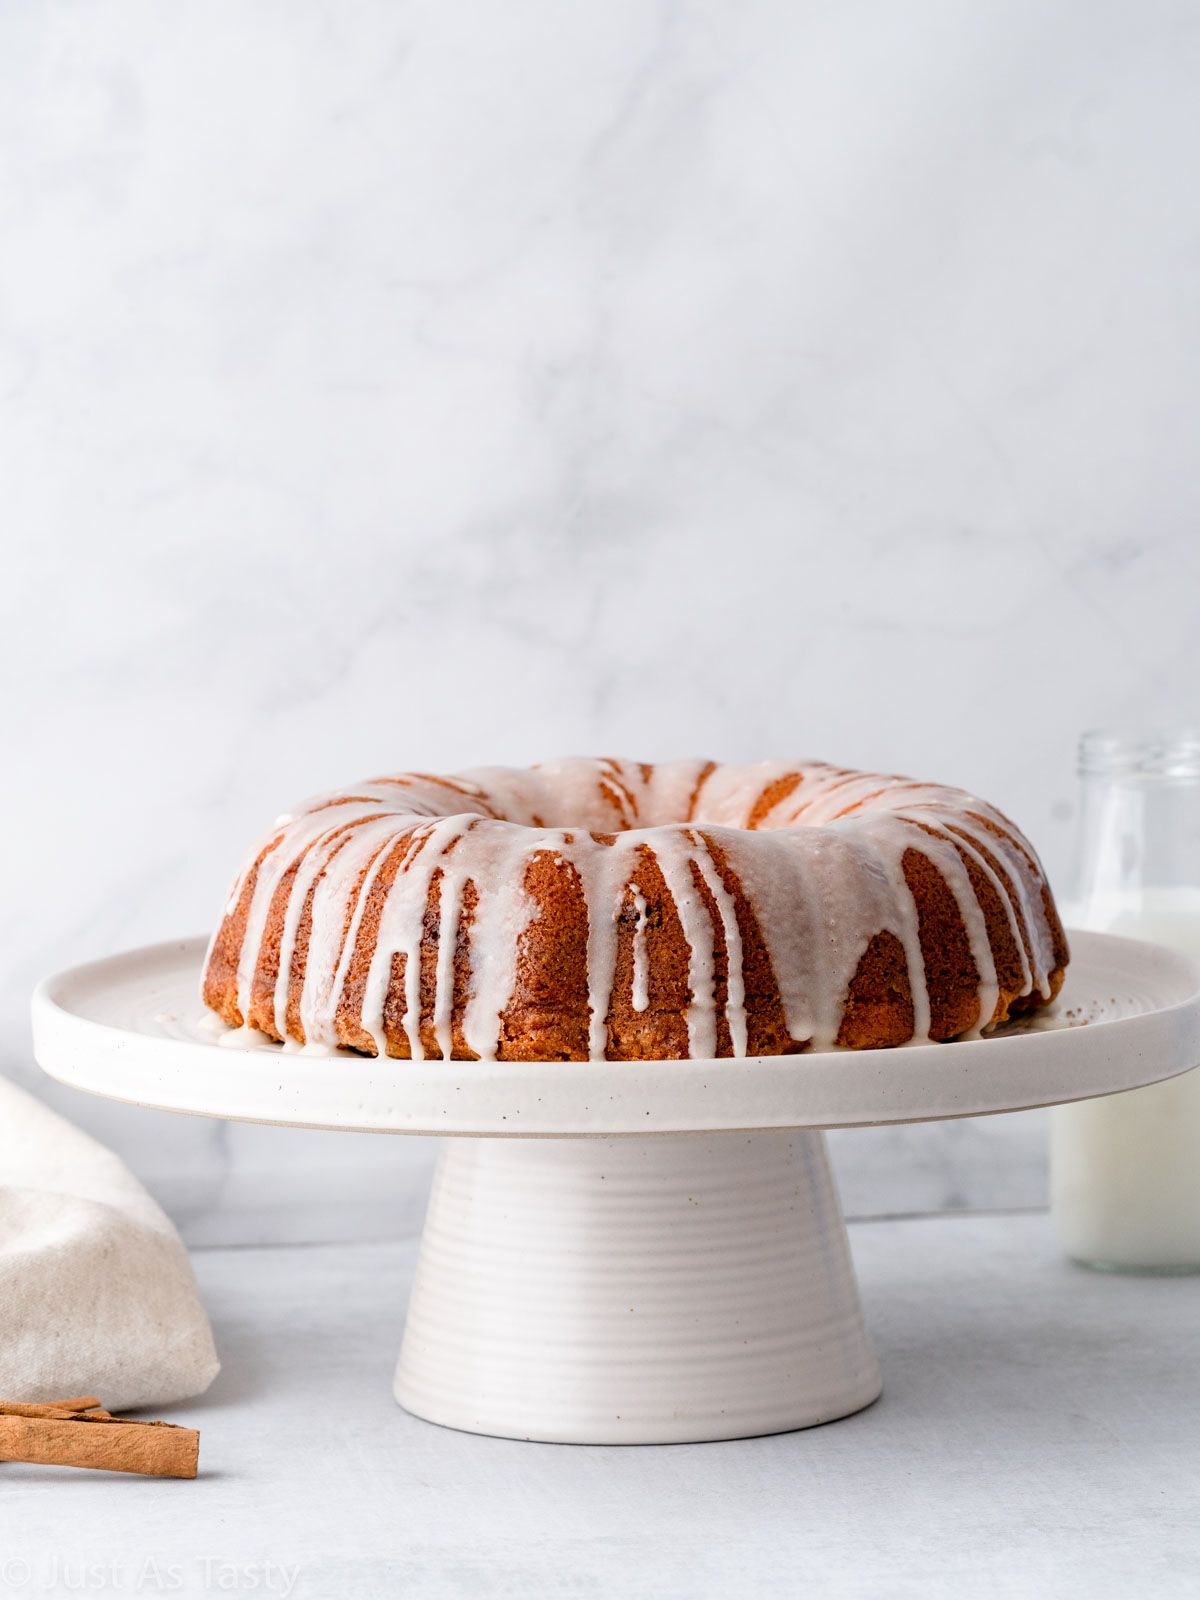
[216,1023,267,1050]
[431,835,473,1063]
[651,832,717,1059]
[940,820,1036,1001]
[896,814,1000,1040]
[458,826,543,1061]
[629,887,650,1013]
[580,835,636,1060]
[206,759,1064,1063]
[293,814,397,1042]
[689,842,747,1057]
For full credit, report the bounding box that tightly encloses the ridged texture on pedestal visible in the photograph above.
[395,1131,881,1444]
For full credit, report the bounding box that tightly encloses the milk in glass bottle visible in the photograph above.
[1051,731,1200,1272]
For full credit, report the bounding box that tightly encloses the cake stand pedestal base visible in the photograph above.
[394,1130,882,1444]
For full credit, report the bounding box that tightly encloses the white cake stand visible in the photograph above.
[31,930,1200,1446]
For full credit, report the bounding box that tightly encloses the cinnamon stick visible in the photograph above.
[0,1400,198,1478]
[0,1398,105,1420]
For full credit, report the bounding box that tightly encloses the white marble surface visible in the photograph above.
[5,1,1200,1239]
[3,1214,1199,1598]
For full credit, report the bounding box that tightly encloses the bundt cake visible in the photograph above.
[202,758,1069,1061]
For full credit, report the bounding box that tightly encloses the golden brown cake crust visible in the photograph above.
[202,759,1068,1062]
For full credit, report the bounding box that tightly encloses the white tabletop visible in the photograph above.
[4,1211,1198,1599]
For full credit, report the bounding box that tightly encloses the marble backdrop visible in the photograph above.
[4,0,1199,1242]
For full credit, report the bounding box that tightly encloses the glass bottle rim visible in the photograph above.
[1079,728,1200,780]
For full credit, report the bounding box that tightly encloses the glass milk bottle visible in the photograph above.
[1051,730,1200,1272]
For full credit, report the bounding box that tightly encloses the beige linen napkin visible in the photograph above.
[0,1076,219,1409]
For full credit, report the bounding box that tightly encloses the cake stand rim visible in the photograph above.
[30,930,1200,1136]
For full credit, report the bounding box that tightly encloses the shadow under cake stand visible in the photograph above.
[32,930,1200,1446]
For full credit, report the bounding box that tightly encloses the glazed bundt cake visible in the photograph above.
[202,758,1069,1061]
